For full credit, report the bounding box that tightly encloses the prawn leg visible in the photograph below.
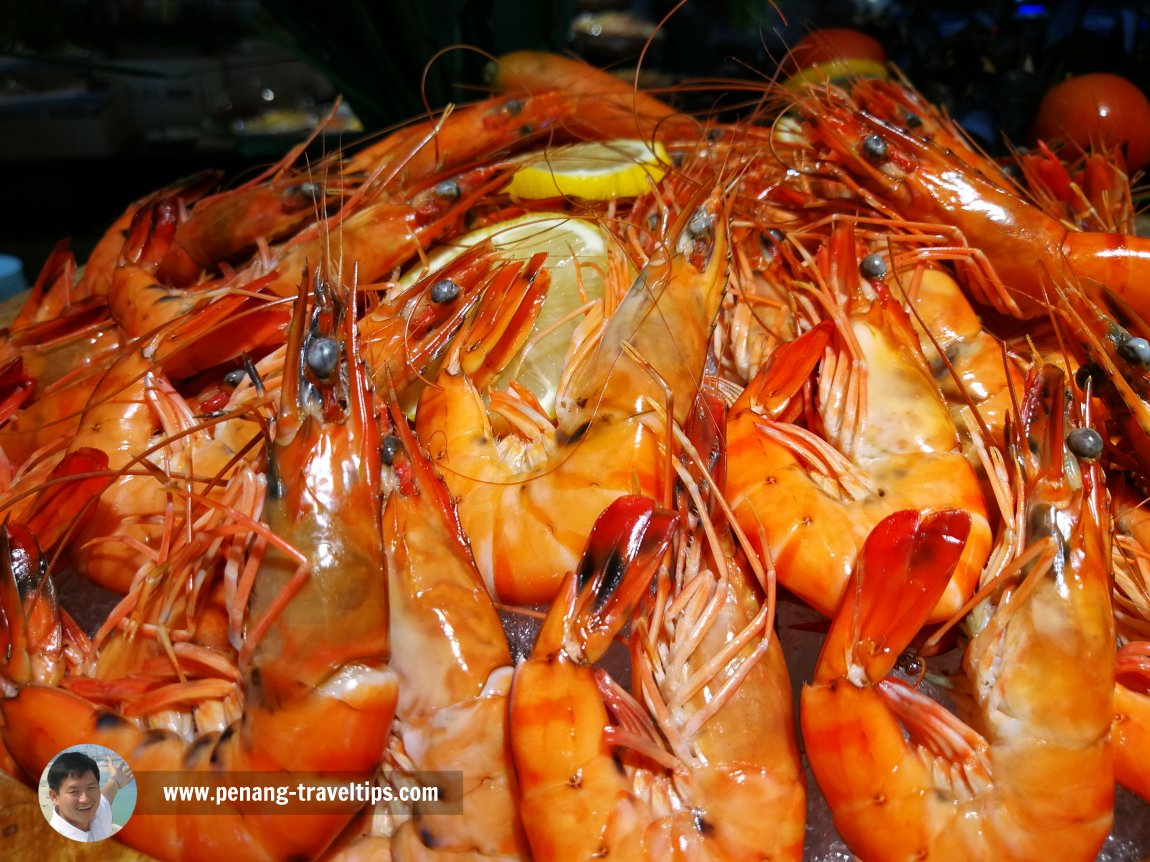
[626,387,807,860]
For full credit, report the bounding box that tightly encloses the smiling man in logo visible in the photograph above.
[45,751,132,841]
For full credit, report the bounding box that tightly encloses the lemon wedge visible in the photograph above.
[400,213,629,415]
[504,139,669,200]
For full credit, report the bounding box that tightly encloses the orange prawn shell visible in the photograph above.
[727,422,988,620]
[250,286,389,705]
[417,186,728,607]
[422,374,666,605]
[510,655,643,860]
[1115,660,1150,801]
[726,289,991,622]
[488,50,692,143]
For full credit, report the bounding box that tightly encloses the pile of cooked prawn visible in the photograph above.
[0,49,1148,862]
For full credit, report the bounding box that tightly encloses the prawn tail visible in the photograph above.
[0,357,34,426]
[0,522,64,686]
[124,197,180,269]
[1115,641,1150,801]
[13,239,76,328]
[75,169,221,302]
[361,240,495,393]
[149,271,290,381]
[533,496,678,664]
[815,509,972,685]
[0,447,113,684]
[20,446,112,553]
[734,321,833,421]
[456,251,550,390]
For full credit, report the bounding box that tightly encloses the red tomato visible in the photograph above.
[1031,73,1150,172]
[788,28,886,73]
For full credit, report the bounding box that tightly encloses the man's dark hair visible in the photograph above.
[47,751,100,792]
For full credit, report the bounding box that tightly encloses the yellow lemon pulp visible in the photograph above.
[504,139,670,200]
[399,213,629,416]
[783,58,889,90]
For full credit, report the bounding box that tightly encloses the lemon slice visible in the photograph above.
[504,139,669,200]
[783,58,889,90]
[400,213,629,415]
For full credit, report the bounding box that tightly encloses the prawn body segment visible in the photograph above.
[1115,642,1150,801]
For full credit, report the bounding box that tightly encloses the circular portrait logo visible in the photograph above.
[39,744,136,842]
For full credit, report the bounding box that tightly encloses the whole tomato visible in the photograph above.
[788,28,886,71]
[1031,73,1150,172]
[783,28,887,88]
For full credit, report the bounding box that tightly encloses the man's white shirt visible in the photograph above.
[49,794,114,841]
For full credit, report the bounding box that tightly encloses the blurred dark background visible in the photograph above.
[2,0,1149,293]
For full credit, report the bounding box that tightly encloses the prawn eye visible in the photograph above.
[687,208,716,239]
[430,279,461,304]
[381,434,403,466]
[760,229,786,259]
[1117,336,1150,365]
[1066,427,1104,460]
[894,651,923,678]
[286,182,321,203]
[859,253,888,279]
[1027,502,1058,540]
[223,367,247,387]
[1074,361,1106,392]
[435,180,461,199]
[862,133,889,163]
[306,336,340,378]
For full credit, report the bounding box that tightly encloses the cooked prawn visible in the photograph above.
[785,81,1150,322]
[365,398,526,858]
[629,429,806,859]
[802,364,1115,862]
[0,267,398,861]
[726,220,991,621]
[417,184,729,604]
[488,50,695,144]
[509,495,677,861]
